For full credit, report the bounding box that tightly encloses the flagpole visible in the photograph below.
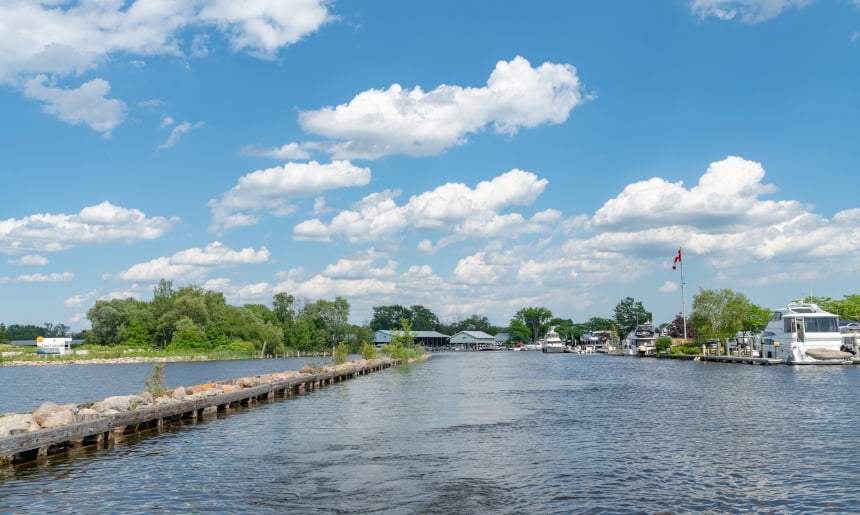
[680,248,687,341]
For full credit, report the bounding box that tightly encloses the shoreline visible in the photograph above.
[0,355,221,367]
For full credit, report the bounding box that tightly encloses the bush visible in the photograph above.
[145,362,169,397]
[215,341,257,353]
[360,342,379,359]
[333,342,349,365]
[656,336,672,352]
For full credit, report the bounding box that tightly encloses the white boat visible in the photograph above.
[760,302,853,365]
[542,328,566,353]
[623,323,657,356]
[521,342,542,351]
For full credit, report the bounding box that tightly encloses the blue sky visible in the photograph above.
[2,0,860,331]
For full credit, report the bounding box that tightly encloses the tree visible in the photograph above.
[667,313,696,340]
[126,319,153,348]
[741,301,772,334]
[513,307,553,342]
[585,317,613,331]
[550,318,577,342]
[690,288,749,355]
[613,297,653,335]
[272,292,296,324]
[370,304,411,331]
[506,319,532,343]
[409,305,439,331]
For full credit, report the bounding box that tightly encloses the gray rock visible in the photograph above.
[40,409,76,428]
[33,402,63,426]
[171,386,187,401]
[0,413,40,438]
[91,396,133,412]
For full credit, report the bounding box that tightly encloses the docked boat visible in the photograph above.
[760,302,853,365]
[542,328,566,353]
[623,323,657,356]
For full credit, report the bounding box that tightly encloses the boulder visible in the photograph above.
[40,409,76,428]
[33,402,63,426]
[76,408,101,422]
[171,386,187,401]
[91,396,133,412]
[0,413,40,438]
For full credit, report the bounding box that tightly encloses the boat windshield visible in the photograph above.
[785,317,838,333]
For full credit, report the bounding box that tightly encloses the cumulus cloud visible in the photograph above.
[240,142,312,160]
[690,0,814,23]
[294,169,553,246]
[65,289,101,308]
[1,0,333,130]
[589,156,789,232]
[0,201,177,254]
[24,75,126,135]
[111,241,270,282]
[209,160,372,232]
[159,121,205,149]
[7,254,49,267]
[0,272,75,284]
[297,56,591,159]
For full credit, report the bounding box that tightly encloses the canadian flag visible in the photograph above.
[672,248,681,270]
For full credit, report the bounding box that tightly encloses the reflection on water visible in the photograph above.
[2,353,860,513]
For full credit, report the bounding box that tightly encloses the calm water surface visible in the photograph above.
[1,352,859,513]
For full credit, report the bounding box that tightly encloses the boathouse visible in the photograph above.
[374,330,451,351]
[449,331,496,350]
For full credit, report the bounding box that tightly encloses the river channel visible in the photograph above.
[1,352,859,513]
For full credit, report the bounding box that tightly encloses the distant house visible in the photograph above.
[374,330,450,351]
[449,330,495,350]
[494,332,510,344]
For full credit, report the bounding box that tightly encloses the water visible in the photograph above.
[2,352,860,513]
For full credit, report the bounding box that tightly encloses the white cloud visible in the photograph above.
[112,241,271,281]
[1,0,333,130]
[24,75,126,135]
[159,121,205,149]
[64,289,100,308]
[0,201,177,254]
[690,0,815,23]
[209,160,372,233]
[7,254,49,266]
[295,169,552,246]
[196,0,334,58]
[589,156,789,232]
[240,142,312,160]
[659,281,679,293]
[298,56,591,159]
[13,272,74,283]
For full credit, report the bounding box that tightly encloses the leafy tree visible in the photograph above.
[550,318,578,342]
[613,297,653,335]
[666,313,697,340]
[370,304,411,331]
[409,304,439,331]
[126,319,153,348]
[690,288,749,355]
[741,301,772,334]
[513,307,554,341]
[585,317,613,331]
[505,319,532,343]
[272,292,296,324]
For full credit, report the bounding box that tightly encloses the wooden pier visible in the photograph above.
[0,359,399,466]
[662,354,782,365]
